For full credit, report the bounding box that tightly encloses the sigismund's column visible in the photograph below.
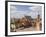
[35,15,41,31]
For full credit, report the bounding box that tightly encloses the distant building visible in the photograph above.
[25,16,32,20]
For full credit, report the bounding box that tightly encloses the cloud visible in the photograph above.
[10,5,42,18]
[26,6,42,18]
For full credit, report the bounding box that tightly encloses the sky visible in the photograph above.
[10,5,42,18]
